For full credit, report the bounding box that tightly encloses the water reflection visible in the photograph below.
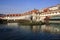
[41,25,60,34]
[0,23,60,40]
[30,25,60,34]
[30,25,41,32]
[2,23,60,34]
[7,23,18,27]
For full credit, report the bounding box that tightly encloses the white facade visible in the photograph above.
[49,6,58,10]
[2,15,32,21]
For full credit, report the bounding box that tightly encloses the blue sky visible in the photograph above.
[0,0,60,14]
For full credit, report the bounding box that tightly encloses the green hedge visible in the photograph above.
[19,20,43,25]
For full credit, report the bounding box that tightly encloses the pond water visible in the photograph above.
[0,23,60,40]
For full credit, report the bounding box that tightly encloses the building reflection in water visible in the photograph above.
[6,23,60,34]
[41,25,60,34]
[30,25,60,34]
[7,23,18,26]
[30,25,41,32]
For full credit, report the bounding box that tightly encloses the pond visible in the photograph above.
[0,23,60,40]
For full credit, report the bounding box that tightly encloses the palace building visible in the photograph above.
[0,4,60,23]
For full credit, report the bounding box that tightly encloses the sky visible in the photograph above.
[0,0,60,14]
